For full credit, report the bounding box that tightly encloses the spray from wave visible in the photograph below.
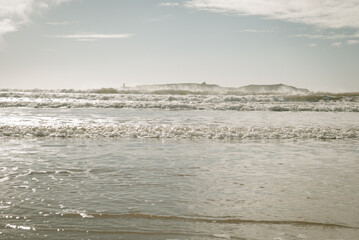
[1,83,358,111]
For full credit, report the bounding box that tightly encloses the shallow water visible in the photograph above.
[1,90,359,239]
[1,138,359,239]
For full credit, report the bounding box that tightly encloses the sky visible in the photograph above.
[0,0,359,92]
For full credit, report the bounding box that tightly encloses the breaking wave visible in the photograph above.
[0,89,358,112]
[1,124,358,140]
[1,84,358,140]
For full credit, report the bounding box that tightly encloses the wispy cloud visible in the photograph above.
[0,18,17,35]
[240,29,273,33]
[309,43,317,47]
[55,33,134,41]
[46,21,74,25]
[331,42,342,47]
[295,32,359,47]
[347,39,359,45]
[185,0,359,29]
[0,0,73,39]
[158,2,179,7]
[293,32,359,40]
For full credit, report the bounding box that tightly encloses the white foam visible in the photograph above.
[0,90,358,112]
[0,177,10,182]
[0,124,357,140]
[5,224,34,231]
[212,233,231,239]
[79,212,94,218]
[1,90,358,140]
[62,209,94,218]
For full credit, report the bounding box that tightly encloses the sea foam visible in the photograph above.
[1,124,358,140]
[0,89,358,112]
[1,85,358,140]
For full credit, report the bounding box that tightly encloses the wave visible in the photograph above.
[2,90,358,100]
[2,83,355,96]
[0,91,358,111]
[92,83,310,95]
[1,124,358,140]
[238,84,310,94]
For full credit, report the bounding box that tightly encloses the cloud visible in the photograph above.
[55,33,134,41]
[347,39,359,45]
[296,34,359,47]
[0,18,17,35]
[309,43,317,47]
[46,21,73,25]
[185,0,359,29]
[331,42,342,47]
[240,29,273,33]
[293,32,359,40]
[158,2,179,7]
[0,0,72,39]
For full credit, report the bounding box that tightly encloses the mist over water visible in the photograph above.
[1,86,359,239]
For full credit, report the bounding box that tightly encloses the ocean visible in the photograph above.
[0,87,359,240]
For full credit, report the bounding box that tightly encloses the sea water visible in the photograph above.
[0,89,359,240]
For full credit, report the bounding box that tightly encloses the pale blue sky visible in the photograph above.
[0,0,359,91]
